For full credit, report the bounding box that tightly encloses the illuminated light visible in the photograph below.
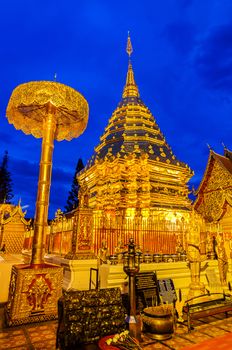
[126,208,136,218]
[141,209,150,218]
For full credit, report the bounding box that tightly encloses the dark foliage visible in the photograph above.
[0,151,14,203]
[64,158,84,212]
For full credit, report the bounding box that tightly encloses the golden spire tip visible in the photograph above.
[126,32,133,57]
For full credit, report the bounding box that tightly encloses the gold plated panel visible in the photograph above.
[5,264,63,326]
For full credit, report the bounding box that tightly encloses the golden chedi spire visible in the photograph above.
[91,32,192,173]
[122,32,140,98]
[79,34,193,213]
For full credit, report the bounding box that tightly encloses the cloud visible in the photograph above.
[10,158,38,178]
[194,24,232,91]
[8,156,73,218]
[163,21,197,55]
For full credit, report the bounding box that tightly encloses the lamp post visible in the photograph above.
[123,237,141,340]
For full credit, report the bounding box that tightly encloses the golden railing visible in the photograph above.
[48,210,189,257]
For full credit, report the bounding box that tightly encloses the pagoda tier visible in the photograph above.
[78,59,193,215]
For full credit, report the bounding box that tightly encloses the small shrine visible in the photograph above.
[0,202,31,254]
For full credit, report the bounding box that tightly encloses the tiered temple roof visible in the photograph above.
[87,61,188,168]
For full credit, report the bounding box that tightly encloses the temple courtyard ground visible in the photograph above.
[0,303,232,350]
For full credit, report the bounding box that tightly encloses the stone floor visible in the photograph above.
[0,304,232,350]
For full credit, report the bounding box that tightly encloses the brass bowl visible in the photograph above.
[153,254,162,263]
[143,306,174,340]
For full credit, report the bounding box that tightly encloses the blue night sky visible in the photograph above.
[1,0,232,218]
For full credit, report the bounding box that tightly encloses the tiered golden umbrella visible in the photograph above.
[5,81,88,325]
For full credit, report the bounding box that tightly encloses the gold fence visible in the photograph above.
[48,210,191,257]
[93,216,185,255]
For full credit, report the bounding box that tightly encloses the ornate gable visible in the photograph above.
[194,150,232,222]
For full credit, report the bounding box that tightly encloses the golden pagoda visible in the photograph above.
[76,35,194,255]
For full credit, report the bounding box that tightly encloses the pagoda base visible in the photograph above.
[5,263,63,326]
[44,254,98,290]
[64,250,96,260]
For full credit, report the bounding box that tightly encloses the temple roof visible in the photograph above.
[195,149,232,196]
[0,202,31,225]
[194,148,232,220]
[214,152,232,174]
[86,37,191,174]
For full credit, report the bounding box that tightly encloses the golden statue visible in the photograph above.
[114,239,125,263]
[97,240,109,265]
[187,215,206,298]
[215,232,228,286]
[206,233,216,259]
[176,235,185,256]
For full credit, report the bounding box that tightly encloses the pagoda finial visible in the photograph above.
[126,31,133,57]
[123,32,139,98]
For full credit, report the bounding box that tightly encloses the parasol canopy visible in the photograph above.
[6,81,89,141]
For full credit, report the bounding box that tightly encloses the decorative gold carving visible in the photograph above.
[27,274,52,313]
[77,210,93,250]
[5,264,63,326]
[207,161,231,191]
[196,159,232,222]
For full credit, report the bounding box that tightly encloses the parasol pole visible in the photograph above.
[31,102,56,265]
